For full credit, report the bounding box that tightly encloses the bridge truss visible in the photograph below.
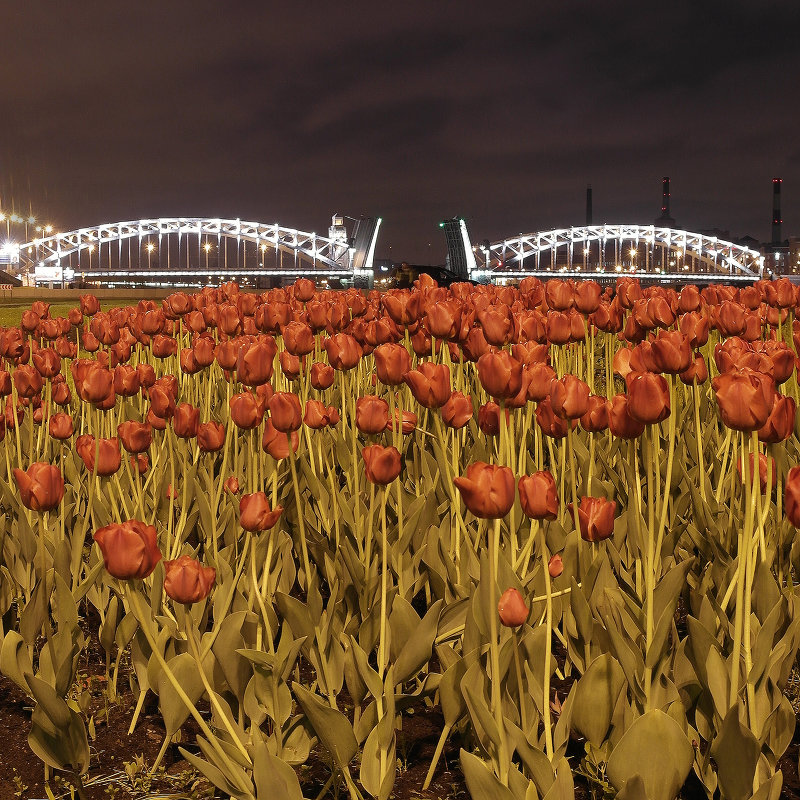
[476,225,764,283]
[17,217,379,287]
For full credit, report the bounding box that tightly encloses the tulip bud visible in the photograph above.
[198,420,226,452]
[93,520,161,580]
[569,497,616,542]
[403,362,451,409]
[173,403,200,438]
[373,342,412,386]
[518,471,559,520]
[117,421,152,453]
[269,392,303,433]
[362,444,402,485]
[626,371,670,424]
[441,391,473,429]
[230,391,264,430]
[712,368,775,432]
[356,395,390,435]
[548,554,564,578]
[225,476,240,494]
[239,492,283,531]
[477,351,523,400]
[453,462,515,519]
[550,374,590,420]
[498,587,529,627]
[164,555,216,604]
[310,362,335,390]
[785,466,800,527]
[49,412,74,440]
[13,462,65,512]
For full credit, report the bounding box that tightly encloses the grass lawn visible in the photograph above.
[0,298,136,327]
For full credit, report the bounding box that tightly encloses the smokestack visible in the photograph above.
[772,178,783,243]
[661,177,670,218]
[586,184,592,225]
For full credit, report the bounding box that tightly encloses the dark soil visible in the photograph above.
[0,606,796,799]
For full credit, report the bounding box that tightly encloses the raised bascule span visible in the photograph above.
[470,224,764,284]
[16,215,381,287]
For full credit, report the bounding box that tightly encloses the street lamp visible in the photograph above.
[204,241,211,270]
[146,242,155,270]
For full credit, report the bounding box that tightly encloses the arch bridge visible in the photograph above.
[17,215,381,288]
[469,224,764,284]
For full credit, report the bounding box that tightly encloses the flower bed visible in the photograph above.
[1,275,799,800]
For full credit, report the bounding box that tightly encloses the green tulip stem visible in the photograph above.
[729,432,757,708]
[742,430,761,730]
[166,426,176,557]
[655,376,676,568]
[126,590,246,777]
[693,380,707,502]
[378,486,389,678]
[200,531,252,660]
[184,605,252,764]
[539,523,555,760]
[643,426,656,712]
[715,427,734,503]
[288,445,313,591]
[511,627,529,738]
[488,516,510,786]
[251,537,275,655]
[422,723,452,791]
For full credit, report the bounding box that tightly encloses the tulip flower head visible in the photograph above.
[498,587,529,627]
[164,555,216,604]
[518,471,559,520]
[569,497,617,543]
[239,492,283,531]
[362,444,402,485]
[14,462,65,512]
[453,462,515,519]
[93,520,162,580]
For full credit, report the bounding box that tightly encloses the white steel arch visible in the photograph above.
[18,217,354,275]
[478,225,763,281]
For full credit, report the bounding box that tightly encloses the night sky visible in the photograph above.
[2,1,799,264]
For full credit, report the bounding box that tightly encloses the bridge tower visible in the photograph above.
[439,217,477,280]
[655,176,677,228]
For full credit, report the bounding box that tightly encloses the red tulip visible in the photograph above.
[94,520,161,579]
[785,466,800,527]
[404,362,451,409]
[548,554,564,578]
[49,413,74,440]
[269,392,303,433]
[712,369,775,432]
[80,294,100,316]
[225,476,240,494]
[13,462,65,512]
[283,321,316,356]
[736,452,776,494]
[117,421,152,453]
[453,462,515,519]
[13,365,43,399]
[650,330,692,374]
[373,343,411,386]
[626,372,671,424]
[569,497,616,542]
[477,351,523,400]
[304,399,339,429]
[550,374,590,420]
[679,354,709,386]
[324,333,361,371]
[518,471,558,520]
[385,408,415,435]
[163,556,216,604]
[230,391,264,430]
[237,338,276,386]
[130,453,149,475]
[608,394,645,439]
[76,435,121,476]
[310,362,335,390]
[262,419,299,459]
[362,444,402,485]
[498,588,529,627]
[441,391,473,429]
[173,403,200,438]
[356,395,390,435]
[239,492,283,531]
[535,397,572,439]
[758,394,795,444]
[580,395,609,433]
[526,362,556,403]
[198,420,226,452]
[32,348,61,379]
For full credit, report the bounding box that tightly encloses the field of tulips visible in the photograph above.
[2,275,800,799]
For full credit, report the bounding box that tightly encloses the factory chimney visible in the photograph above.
[655,176,676,227]
[586,184,592,225]
[772,178,783,243]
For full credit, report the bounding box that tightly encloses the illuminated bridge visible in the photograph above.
[449,223,765,285]
[16,215,381,288]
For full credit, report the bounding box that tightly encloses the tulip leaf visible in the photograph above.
[157,651,206,737]
[607,709,693,800]
[394,599,442,685]
[252,737,304,800]
[0,630,33,693]
[710,704,760,800]
[570,653,625,748]
[292,682,357,769]
[459,749,516,800]
[28,705,89,774]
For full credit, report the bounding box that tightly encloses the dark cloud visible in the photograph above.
[0,1,797,262]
